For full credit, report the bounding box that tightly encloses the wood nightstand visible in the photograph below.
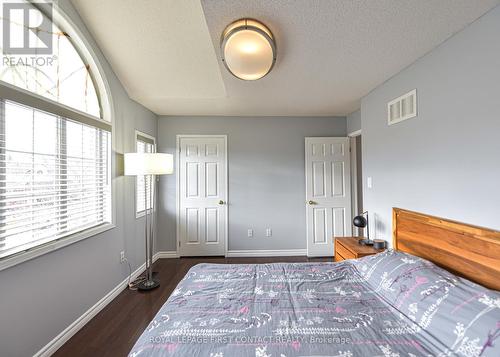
[334,237,385,262]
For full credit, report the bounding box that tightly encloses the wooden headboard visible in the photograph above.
[392,208,500,290]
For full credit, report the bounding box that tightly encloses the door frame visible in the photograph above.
[304,137,352,257]
[348,130,362,236]
[175,134,229,257]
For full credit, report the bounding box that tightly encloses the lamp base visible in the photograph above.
[137,278,160,291]
[358,239,374,246]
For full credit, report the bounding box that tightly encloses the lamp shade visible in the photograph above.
[353,215,367,228]
[124,153,174,176]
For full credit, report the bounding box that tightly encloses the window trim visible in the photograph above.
[134,130,156,219]
[0,3,116,272]
[0,81,111,131]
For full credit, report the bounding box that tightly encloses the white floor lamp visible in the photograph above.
[124,152,174,291]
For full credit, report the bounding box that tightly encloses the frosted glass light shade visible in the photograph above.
[124,153,174,176]
[221,19,276,81]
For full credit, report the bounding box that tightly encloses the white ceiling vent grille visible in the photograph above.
[387,89,417,125]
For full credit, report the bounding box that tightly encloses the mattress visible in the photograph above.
[129,250,500,356]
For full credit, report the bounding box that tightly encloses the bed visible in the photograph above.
[130,209,500,356]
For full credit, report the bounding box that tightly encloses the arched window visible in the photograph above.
[0,0,112,268]
[0,1,102,117]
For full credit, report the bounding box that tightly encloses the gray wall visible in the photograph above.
[0,1,158,356]
[361,5,500,244]
[347,110,361,134]
[157,116,346,252]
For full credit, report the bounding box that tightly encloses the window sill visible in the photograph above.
[0,223,116,272]
[135,209,156,219]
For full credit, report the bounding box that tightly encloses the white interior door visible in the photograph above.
[178,136,227,256]
[305,137,352,257]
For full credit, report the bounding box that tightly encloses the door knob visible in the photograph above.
[218,200,225,205]
[308,200,316,205]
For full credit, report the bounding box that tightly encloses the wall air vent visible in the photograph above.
[387,89,417,125]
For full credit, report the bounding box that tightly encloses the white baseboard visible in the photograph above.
[226,249,307,257]
[34,251,178,357]
[154,250,179,259]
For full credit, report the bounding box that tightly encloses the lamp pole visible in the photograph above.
[139,173,159,290]
[365,211,370,241]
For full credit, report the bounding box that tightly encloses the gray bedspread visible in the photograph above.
[129,250,500,357]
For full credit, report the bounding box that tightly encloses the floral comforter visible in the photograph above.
[129,250,500,357]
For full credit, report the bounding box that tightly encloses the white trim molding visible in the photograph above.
[154,251,179,259]
[226,249,307,257]
[347,129,361,137]
[34,251,178,357]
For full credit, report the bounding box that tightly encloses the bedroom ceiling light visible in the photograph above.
[221,19,276,80]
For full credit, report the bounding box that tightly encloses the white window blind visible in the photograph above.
[136,136,155,215]
[0,99,111,259]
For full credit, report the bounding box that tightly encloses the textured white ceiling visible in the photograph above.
[71,0,500,116]
[70,0,226,99]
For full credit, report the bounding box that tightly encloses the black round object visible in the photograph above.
[358,239,373,246]
[353,215,367,228]
[137,278,160,291]
[373,240,387,249]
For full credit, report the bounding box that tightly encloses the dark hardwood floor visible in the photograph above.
[54,256,330,357]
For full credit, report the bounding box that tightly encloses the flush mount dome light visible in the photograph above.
[221,19,276,80]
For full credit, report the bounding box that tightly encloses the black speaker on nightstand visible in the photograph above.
[373,239,387,249]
